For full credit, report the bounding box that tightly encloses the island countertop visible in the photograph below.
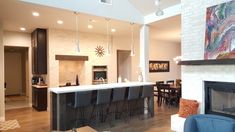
[49,82,155,94]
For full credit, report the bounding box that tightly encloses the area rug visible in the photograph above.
[0,119,20,131]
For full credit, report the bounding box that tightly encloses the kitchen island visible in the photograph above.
[49,82,155,131]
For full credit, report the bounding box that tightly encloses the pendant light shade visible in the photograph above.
[75,12,80,52]
[130,23,135,56]
[106,18,111,55]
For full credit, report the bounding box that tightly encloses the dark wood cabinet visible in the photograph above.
[31,28,47,74]
[32,86,47,111]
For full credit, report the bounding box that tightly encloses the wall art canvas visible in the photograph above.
[205,1,235,59]
[149,61,169,72]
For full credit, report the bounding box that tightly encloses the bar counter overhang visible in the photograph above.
[49,82,155,131]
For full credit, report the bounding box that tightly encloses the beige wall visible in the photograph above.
[4,52,22,95]
[117,50,132,81]
[3,31,32,103]
[149,40,181,82]
[0,22,5,121]
[47,29,140,88]
[59,61,85,85]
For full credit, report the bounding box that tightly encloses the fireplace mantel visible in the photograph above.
[178,59,235,65]
[55,55,88,61]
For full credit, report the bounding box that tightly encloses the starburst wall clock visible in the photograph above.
[95,45,105,57]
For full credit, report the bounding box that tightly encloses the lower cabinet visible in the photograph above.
[32,86,47,111]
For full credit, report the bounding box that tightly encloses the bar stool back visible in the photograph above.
[73,91,92,128]
[127,86,141,120]
[90,89,112,126]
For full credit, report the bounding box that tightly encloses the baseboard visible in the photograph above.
[0,116,5,122]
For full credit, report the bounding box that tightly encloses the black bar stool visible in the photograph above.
[71,91,93,128]
[141,85,153,118]
[110,87,126,123]
[127,86,141,121]
[90,89,112,125]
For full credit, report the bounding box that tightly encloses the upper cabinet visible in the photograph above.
[31,28,47,74]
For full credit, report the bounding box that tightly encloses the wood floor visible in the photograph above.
[5,99,178,132]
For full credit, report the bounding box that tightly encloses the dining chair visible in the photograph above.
[176,79,181,86]
[166,80,175,85]
[156,83,170,106]
[155,81,164,104]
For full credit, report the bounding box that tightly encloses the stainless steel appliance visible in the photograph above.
[92,65,107,85]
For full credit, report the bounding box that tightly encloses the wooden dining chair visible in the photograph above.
[166,80,174,85]
[176,79,181,87]
[156,83,170,107]
[154,81,164,99]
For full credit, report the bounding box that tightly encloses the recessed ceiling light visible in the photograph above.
[57,20,63,24]
[88,24,93,29]
[20,27,26,31]
[32,12,39,17]
[111,28,116,32]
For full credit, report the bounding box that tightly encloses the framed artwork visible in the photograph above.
[149,61,169,72]
[205,1,235,59]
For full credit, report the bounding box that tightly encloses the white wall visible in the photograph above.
[47,28,140,88]
[181,0,235,113]
[0,22,5,121]
[149,40,181,82]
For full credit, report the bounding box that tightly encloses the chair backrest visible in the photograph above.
[166,80,174,85]
[156,81,164,85]
[184,114,235,132]
[96,89,112,105]
[156,83,170,93]
[142,85,153,98]
[74,91,92,108]
[128,86,141,100]
[112,87,126,102]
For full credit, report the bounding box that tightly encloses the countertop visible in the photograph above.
[32,84,47,89]
[49,82,154,94]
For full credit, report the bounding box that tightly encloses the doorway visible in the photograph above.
[117,50,132,82]
[4,46,29,110]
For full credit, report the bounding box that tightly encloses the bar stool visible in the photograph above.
[141,85,153,118]
[71,91,93,128]
[127,86,141,121]
[110,87,126,123]
[90,89,112,125]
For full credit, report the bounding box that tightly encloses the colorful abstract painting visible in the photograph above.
[205,1,235,59]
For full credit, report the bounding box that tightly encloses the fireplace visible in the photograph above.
[205,81,235,119]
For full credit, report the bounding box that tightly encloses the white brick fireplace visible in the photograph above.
[181,0,235,113]
[171,0,235,131]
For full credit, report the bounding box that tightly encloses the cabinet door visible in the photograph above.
[31,28,47,74]
[37,29,47,74]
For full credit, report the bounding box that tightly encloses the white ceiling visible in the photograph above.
[128,0,181,16]
[0,0,181,42]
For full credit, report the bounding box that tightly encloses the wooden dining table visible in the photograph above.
[156,83,181,106]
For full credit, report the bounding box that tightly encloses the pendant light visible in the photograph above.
[130,23,135,56]
[106,18,111,55]
[74,12,80,52]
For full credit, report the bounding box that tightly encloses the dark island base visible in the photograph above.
[51,86,154,131]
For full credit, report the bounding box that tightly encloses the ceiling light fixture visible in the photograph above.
[32,12,39,17]
[57,20,63,24]
[155,0,164,16]
[130,23,135,57]
[20,27,26,31]
[74,12,80,52]
[88,24,93,29]
[105,18,111,55]
[111,28,116,32]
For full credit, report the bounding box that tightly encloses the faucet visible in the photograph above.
[99,77,105,84]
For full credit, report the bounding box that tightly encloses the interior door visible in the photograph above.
[4,52,22,95]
